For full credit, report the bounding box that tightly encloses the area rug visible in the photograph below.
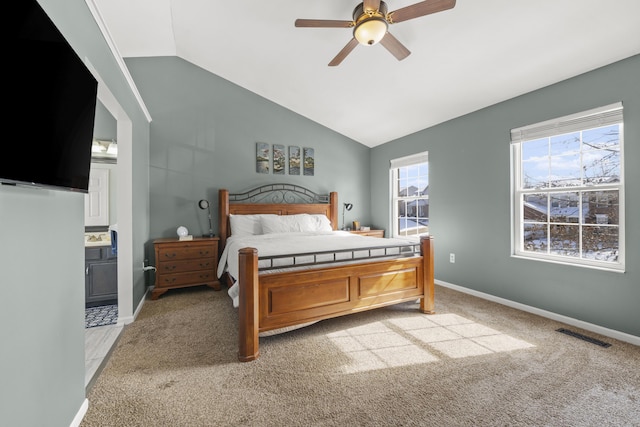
[85,304,118,328]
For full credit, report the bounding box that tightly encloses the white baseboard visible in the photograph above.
[70,398,88,427]
[132,287,149,320]
[436,280,640,347]
[117,287,149,325]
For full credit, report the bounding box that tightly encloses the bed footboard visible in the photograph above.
[237,236,434,362]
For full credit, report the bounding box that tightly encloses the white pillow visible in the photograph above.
[229,214,276,237]
[260,214,319,234]
[311,214,333,231]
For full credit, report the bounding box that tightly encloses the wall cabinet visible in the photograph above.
[85,246,117,307]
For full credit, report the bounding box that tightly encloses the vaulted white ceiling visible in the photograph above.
[92,0,640,147]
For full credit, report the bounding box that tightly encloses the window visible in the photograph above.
[510,103,624,271]
[390,152,429,239]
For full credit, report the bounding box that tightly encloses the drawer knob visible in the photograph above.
[199,250,210,256]
[163,278,177,284]
[164,253,177,259]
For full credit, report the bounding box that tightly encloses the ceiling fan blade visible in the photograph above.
[295,19,353,28]
[380,32,411,61]
[363,0,381,12]
[328,38,359,66]
[388,0,456,24]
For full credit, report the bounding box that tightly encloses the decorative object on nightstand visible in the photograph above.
[342,202,353,230]
[352,220,360,231]
[198,199,214,237]
[176,226,193,241]
[152,237,221,300]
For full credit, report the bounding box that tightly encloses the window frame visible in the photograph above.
[510,103,625,272]
[389,152,429,240]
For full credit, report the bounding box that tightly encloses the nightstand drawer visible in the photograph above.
[349,229,385,238]
[157,245,216,261]
[156,271,217,288]
[157,258,216,274]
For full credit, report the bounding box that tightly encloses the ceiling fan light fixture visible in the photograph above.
[296,0,455,65]
[354,17,388,45]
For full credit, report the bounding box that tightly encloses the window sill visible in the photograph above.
[511,254,625,273]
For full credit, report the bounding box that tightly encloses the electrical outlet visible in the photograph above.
[449,253,455,263]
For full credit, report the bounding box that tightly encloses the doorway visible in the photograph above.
[85,101,119,327]
[85,60,135,326]
[83,61,135,388]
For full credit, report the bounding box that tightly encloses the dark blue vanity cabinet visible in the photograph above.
[85,246,117,307]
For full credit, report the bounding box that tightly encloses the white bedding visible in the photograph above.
[218,230,418,308]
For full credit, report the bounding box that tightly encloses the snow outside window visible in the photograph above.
[510,103,625,271]
[390,152,429,239]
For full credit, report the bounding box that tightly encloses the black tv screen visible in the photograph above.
[3,0,98,193]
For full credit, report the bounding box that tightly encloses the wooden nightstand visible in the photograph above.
[152,237,220,300]
[349,229,385,238]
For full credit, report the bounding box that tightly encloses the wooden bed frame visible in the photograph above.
[218,184,434,362]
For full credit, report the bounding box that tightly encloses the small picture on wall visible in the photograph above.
[289,146,300,175]
[273,144,285,175]
[256,142,270,174]
[303,147,315,176]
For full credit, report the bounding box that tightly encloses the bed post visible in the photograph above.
[329,192,338,230]
[219,189,229,253]
[419,236,435,314]
[238,247,260,362]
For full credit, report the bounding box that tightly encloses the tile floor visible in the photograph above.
[85,323,123,392]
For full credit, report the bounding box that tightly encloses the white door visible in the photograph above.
[84,167,110,226]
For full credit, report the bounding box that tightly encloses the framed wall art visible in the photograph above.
[289,146,300,175]
[303,147,315,176]
[273,144,285,175]
[256,142,270,174]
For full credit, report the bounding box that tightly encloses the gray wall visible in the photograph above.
[0,190,85,426]
[371,55,640,337]
[93,100,117,141]
[0,0,151,426]
[125,57,371,248]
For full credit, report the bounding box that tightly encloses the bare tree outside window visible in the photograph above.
[513,106,624,271]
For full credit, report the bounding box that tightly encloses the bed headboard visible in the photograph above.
[218,184,338,250]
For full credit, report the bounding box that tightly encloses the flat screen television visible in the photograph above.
[2,0,98,193]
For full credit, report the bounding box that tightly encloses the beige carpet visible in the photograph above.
[82,285,640,426]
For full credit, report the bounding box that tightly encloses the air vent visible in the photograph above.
[556,328,611,348]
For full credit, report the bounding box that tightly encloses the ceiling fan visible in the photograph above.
[295,0,456,66]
